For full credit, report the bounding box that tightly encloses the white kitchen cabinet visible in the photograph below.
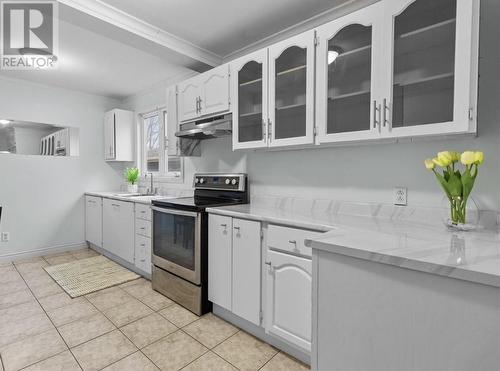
[315,0,479,144]
[232,218,261,326]
[199,64,231,117]
[178,64,230,122]
[104,109,134,161]
[379,0,479,139]
[102,198,135,263]
[208,214,233,310]
[315,2,385,144]
[265,249,312,352]
[231,48,269,150]
[208,214,261,324]
[85,196,102,247]
[178,75,202,122]
[268,30,316,148]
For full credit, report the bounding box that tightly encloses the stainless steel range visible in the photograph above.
[151,173,249,315]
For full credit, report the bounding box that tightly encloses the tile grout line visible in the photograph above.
[257,351,279,370]
[11,263,86,371]
[83,290,169,371]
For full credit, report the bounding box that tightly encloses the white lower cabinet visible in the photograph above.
[208,214,233,310]
[102,199,135,264]
[85,196,102,247]
[134,203,152,274]
[208,215,261,325]
[232,218,261,326]
[265,250,312,352]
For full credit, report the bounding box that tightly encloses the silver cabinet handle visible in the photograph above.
[267,118,272,142]
[195,97,199,114]
[265,261,272,266]
[289,240,297,244]
[383,98,390,129]
[262,119,267,142]
[140,243,146,247]
[220,224,227,227]
[140,258,146,262]
[198,96,202,113]
[373,100,381,129]
[140,227,146,230]
[111,203,120,207]
[234,226,240,230]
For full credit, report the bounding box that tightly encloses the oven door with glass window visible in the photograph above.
[152,207,201,285]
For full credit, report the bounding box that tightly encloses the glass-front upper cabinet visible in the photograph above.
[382,0,479,137]
[316,2,385,144]
[231,49,268,150]
[268,30,315,147]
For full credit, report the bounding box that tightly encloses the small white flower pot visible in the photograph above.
[127,184,138,194]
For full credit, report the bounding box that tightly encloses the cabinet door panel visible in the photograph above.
[268,30,315,147]
[85,196,102,247]
[232,218,261,325]
[200,64,230,117]
[382,0,478,137]
[103,199,135,263]
[178,77,201,122]
[104,111,115,160]
[266,250,312,352]
[232,49,269,150]
[208,214,233,310]
[166,86,179,156]
[316,2,384,143]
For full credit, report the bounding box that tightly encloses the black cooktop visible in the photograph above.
[152,196,245,212]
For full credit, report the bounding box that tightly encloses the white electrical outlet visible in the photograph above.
[394,187,407,206]
[1,232,9,242]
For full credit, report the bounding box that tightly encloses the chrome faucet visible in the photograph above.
[146,172,157,195]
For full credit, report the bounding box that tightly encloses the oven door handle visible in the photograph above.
[151,206,199,218]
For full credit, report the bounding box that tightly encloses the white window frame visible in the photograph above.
[139,108,183,181]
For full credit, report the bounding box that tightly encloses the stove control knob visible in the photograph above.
[199,178,205,184]
[195,178,199,184]
[231,179,237,185]
[225,179,231,185]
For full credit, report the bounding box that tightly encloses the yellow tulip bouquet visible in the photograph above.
[424,151,484,226]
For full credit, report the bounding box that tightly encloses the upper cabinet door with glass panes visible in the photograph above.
[231,48,268,150]
[380,0,479,138]
[268,30,315,147]
[316,2,385,144]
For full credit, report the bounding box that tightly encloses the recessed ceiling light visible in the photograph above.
[0,119,10,125]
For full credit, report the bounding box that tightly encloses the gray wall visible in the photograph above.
[179,0,500,211]
[0,77,124,258]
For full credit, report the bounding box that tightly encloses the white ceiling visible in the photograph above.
[0,18,192,99]
[1,0,353,99]
[99,0,353,57]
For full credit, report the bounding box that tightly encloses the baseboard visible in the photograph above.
[0,242,89,263]
[213,304,311,365]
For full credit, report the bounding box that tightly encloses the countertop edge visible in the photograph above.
[206,207,333,232]
[84,192,154,205]
[306,237,500,289]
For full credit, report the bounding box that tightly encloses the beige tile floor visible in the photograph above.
[0,248,310,371]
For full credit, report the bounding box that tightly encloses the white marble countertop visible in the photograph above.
[85,191,171,205]
[207,202,500,289]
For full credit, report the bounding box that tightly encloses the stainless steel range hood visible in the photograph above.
[175,113,232,140]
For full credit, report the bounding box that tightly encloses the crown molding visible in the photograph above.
[223,0,379,62]
[58,0,223,68]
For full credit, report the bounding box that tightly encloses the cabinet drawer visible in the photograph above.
[135,234,151,274]
[135,218,151,238]
[267,224,322,258]
[136,203,151,221]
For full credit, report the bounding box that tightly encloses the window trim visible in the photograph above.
[139,108,183,181]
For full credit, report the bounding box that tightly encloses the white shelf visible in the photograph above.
[276,103,306,111]
[395,72,454,87]
[398,18,456,39]
[239,111,262,118]
[239,78,262,87]
[276,65,306,77]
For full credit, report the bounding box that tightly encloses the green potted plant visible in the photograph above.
[424,150,484,230]
[124,167,139,193]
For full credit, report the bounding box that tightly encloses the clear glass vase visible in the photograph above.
[441,196,479,231]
